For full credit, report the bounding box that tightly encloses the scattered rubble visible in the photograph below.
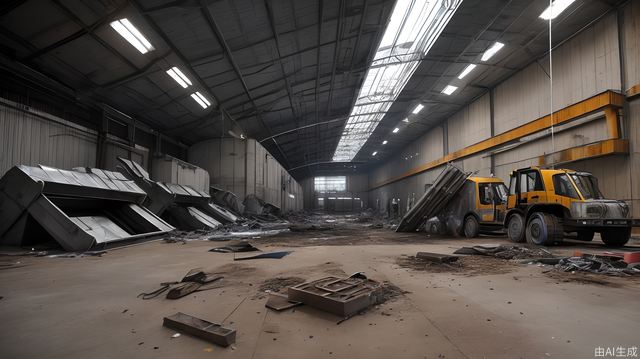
[138,268,224,300]
[163,312,236,347]
[259,277,306,292]
[453,245,553,259]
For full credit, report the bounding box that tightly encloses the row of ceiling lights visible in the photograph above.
[371,0,576,157]
[109,18,212,110]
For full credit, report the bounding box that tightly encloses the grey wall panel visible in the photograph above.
[622,2,640,89]
[0,99,97,176]
[494,12,621,134]
[151,155,210,192]
[447,93,491,153]
[188,138,303,212]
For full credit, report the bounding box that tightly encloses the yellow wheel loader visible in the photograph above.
[504,167,639,247]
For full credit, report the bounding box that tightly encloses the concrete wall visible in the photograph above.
[188,138,303,212]
[368,9,640,218]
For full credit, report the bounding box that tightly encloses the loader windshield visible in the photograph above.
[570,174,604,200]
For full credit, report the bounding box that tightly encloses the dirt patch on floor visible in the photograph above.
[259,276,306,292]
[396,255,519,276]
[377,282,409,304]
[211,263,258,277]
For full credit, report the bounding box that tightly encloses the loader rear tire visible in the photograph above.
[507,213,525,243]
[526,212,563,246]
[463,216,480,238]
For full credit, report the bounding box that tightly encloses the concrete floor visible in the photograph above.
[1,228,639,359]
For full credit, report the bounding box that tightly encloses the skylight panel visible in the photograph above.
[481,42,504,62]
[441,85,458,95]
[332,0,462,162]
[540,0,576,20]
[191,92,211,109]
[372,151,378,156]
[392,127,400,133]
[458,64,476,79]
[412,104,424,114]
[382,140,388,145]
[166,67,192,88]
[110,18,154,54]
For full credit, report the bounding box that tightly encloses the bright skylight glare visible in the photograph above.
[332,0,462,162]
[402,118,409,123]
[481,42,504,61]
[392,127,400,133]
[442,85,458,95]
[412,104,425,114]
[110,18,154,54]
[166,67,192,88]
[372,151,378,156]
[540,0,576,20]
[458,64,476,79]
[191,92,211,109]
[382,140,388,145]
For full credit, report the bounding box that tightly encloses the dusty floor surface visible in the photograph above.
[1,221,639,359]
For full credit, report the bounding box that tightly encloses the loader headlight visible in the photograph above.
[586,204,604,218]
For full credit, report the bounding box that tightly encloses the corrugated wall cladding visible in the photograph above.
[368,8,640,218]
[623,1,640,87]
[447,93,491,153]
[151,155,210,192]
[494,12,620,134]
[188,138,303,212]
[0,98,97,176]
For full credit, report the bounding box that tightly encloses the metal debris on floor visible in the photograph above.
[287,273,383,317]
[209,242,260,253]
[163,312,236,347]
[453,245,553,259]
[138,268,224,300]
[416,251,459,263]
[528,252,640,276]
[265,292,303,311]
[233,251,292,260]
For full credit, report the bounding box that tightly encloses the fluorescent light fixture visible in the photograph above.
[190,91,211,109]
[382,140,388,145]
[481,42,504,62]
[332,0,462,161]
[540,0,576,20]
[288,193,295,199]
[110,18,154,54]
[441,85,458,95]
[402,118,409,123]
[166,67,192,88]
[392,127,399,133]
[458,64,477,79]
[372,151,378,156]
[412,104,425,114]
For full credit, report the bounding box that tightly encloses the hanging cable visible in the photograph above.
[549,0,556,168]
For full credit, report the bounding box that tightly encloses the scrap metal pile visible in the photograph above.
[0,160,291,251]
[396,164,471,232]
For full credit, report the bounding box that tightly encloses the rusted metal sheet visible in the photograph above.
[0,165,174,251]
[287,276,382,317]
[163,312,236,347]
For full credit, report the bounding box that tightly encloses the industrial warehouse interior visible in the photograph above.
[1,0,640,358]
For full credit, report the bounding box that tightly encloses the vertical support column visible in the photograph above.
[489,88,496,175]
[604,107,620,139]
[442,122,449,156]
